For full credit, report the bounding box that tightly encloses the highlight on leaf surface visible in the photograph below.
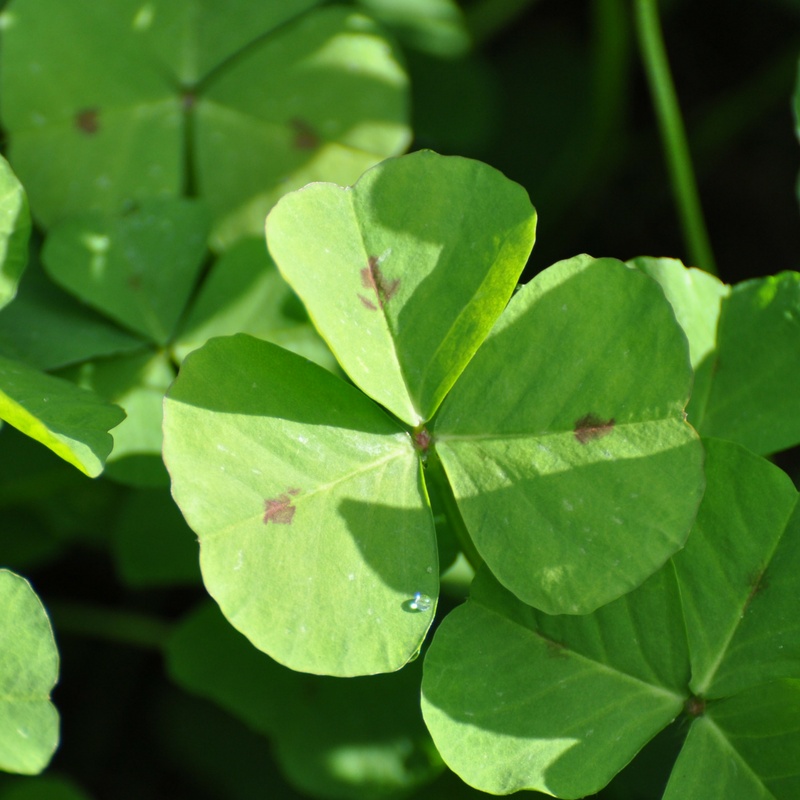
[0,570,60,775]
[421,438,800,798]
[0,154,31,311]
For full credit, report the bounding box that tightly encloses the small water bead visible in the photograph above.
[409,592,432,612]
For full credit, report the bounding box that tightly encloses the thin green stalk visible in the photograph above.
[634,0,718,276]
[466,0,542,48]
[47,601,172,651]
[425,447,483,573]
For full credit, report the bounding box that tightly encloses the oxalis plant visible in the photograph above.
[159,145,796,800]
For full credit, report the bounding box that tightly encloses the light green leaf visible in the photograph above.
[627,256,729,368]
[0,154,30,310]
[434,254,704,614]
[0,570,59,775]
[687,272,800,455]
[171,237,337,373]
[421,565,687,798]
[112,488,201,587]
[167,601,444,799]
[202,6,412,248]
[672,437,800,699]
[134,0,323,85]
[163,335,438,676]
[42,199,209,345]
[663,681,800,800]
[0,354,125,477]
[56,350,174,487]
[357,0,471,58]
[266,150,537,426]
[0,258,145,371]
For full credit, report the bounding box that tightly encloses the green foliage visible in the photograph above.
[164,150,704,675]
[0,571,59,775]
[1,2,800,798]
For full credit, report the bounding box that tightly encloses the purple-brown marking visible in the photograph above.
[358,256,400,311]
[685,696,706,717]
[574,414,615,445]
[291,118,319,150]
[128,275,142,290]
[412,427,432,454]
[182,91,196,110]
[544,637,569,659]
[264,494,296,525]
[75,108,100,135]
[287,487,301,496]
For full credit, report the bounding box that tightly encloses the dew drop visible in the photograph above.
[409,592,432,612]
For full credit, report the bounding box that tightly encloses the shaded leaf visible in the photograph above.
[42,199,209,345]
[627,256,729,368]
[687,272,800,455]
[163,335,437,675]
[434,254,704,614]
[112,488,201,587]
[266,150,536,426]
[167,601,444,799]
[202,6,412,248]
[0,354,125,477]
[663,681,800,800]
[421,565,687,798]
[672,437,800,699]
[171,237,337,373]
[0,571,59,775]
[56,350,175,487]
[0,154,31,310]
[0,776,92,800]
[358,0,471,58]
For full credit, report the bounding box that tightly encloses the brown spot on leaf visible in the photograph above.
[743,566,770,614]
[544,638,569,659]
[128,275,142,290]
[359,256,400,311]
[291,118,319,150]
[286,487,301,496]
[685,696,706,717]
[574,414,615,444]
[264,494,296,525]
[75,108,100,135]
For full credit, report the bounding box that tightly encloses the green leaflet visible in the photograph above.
[42,199,209,346]
[421,565,688,798]
[163,335,438,676]
[663,681,800,800]
[266,149,537,426]
[421,439,800,797]
[689,272,800,455]
[627,256,729,368]
[0,354,125,478]
[0,776,93,800]
[56,349,175,487]
[672,437,800,699]
[171,237,337,373]
[0,570,59,775]
[0,256,144,371]
[167,601,444,799]
[0,154,31,311]
[357,0,471,57]
[435,254,704,613]
[0,0,410,242]
[631,257,800,456]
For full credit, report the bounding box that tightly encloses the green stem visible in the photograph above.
[47,601,172,651]
[466,0,542,48]
[634,0,718,276]
[425,447,483,572]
